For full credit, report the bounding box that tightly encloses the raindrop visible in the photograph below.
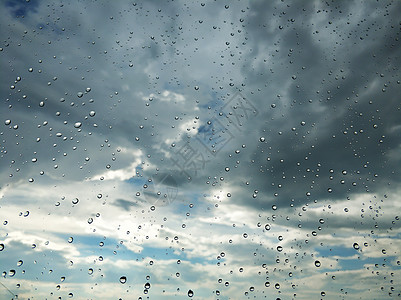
[264,224,271,231]
[314,260,321,267]
[260,137,265,142]
[89,111,96,117]
[68,237,73,243]
[77,92,83,98]
[17,260,23,267]
[88,217,93,224]
[74,122,82,128]
[72,198,79,204]
[188,290,194,297]
[0,244,4,251]
[9,270,16,277]
[4,120,11,125]
[120,276,127,284]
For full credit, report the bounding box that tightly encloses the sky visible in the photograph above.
[1,0,401,299]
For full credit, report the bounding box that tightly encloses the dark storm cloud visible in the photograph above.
[1,0,400,219]
[187,0,401,211]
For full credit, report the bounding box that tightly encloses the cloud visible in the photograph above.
[1,0,401,299]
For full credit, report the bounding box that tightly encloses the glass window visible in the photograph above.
[1,0,400,299]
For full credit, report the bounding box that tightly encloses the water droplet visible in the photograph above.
[353,243,360,250]
[9,270,16,277]
[259,137,265,142]
[187,289,194,297]
[0,244,4,251]
[265,224,271,231]
[77,92,83,98]
[314,260,321,267]
[74,122,82,128]
[144,282,151,289]
[194,86,199,90]
[4,120,11,125]
[72,198,79,204]
[17,260,23,267]
[68,237,73,243]
[89,110,96,117]
[88,217,93,224]
[119,276,127,284]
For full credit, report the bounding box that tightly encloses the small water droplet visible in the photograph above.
[120,276,127,284]
[314,260,321,267]
[74,122,82,128]
[188,289,194,297]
